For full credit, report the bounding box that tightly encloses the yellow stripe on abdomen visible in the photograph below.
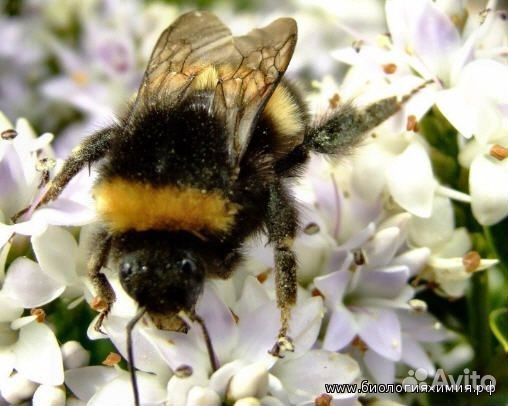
[94,178,239,234]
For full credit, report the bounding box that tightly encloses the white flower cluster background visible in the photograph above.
[1,0,507,405]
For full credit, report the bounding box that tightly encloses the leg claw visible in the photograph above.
[94,312,109,334]
[268,335,294,358]
[92,298,110,334]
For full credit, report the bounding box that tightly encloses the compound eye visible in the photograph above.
[120,262,133,277]
[181,258,197,274]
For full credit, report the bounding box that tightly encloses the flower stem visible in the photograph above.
[469,265,492,374]
[483,225,508,273]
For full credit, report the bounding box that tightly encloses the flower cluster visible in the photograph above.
[0,0,507,406]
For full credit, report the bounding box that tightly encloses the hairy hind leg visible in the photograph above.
[266,182,298,357]
[304,81,431,155]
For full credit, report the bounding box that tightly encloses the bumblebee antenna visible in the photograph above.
[189,313,219,371]
[127,307,146,406]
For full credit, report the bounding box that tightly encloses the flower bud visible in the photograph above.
[0,373,38,404]
[234,397,261,406]
[32,385,66,406]
[186,386,221,406]
[61,341,90,369]
[227,364,268,401]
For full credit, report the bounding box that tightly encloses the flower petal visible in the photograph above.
[400,336,435,374]
[167,368,208,406]
[234,300,280,368]
[88,371,166,406]
[272,350,360,404]
[458,59,508,105]
[3,257,65,308]
[102,316,170,376]
[392,248,431,277]
[196,284,237,363]
[32,199,97,227]
[357,308,401,361]
[209,360,246,399]
[409,195,454,248]
[0,291,23,322]
[411,0,460,80]
[234,276,271,319]
[227,362,269,401]
[13,321,64,385]
[147,324,209,374]
[362,227,401,268]
[398,310,447,342]
[32,226,80,285]
[436,88,501,142]
[363,349,395,384]
[386,0,460,81]
[386,142,435,217]
[288,297,324,355]
[0,350,15,381]
[0,224,13,251]
[351,143,393,201]
[469,154,508,225]
[433,227,471,257]
[354,265,409,300]
[322,307,357,351]
[314,271,352,307]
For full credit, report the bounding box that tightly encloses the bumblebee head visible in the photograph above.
[116,232,205,315]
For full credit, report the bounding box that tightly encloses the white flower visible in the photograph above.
[65,366,167,406]
[254,154,447,383]
[2,225,96,309]
[65,273,359,405]
[469,150,508,226]
[0,112,96,249]
[331,0,508,225]
[0,301,64,392]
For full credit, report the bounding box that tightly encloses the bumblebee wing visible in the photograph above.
[135,11,297,165]
[214,17,297,164]
[136,11,235,107]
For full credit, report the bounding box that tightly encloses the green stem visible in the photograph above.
[469,269,492,374]
[483,225,508,273]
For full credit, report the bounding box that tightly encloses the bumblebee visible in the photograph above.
[32,10,411,404]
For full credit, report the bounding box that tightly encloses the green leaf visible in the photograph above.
[490,308,508,352]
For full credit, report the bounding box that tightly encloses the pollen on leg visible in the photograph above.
[91,296,108,311]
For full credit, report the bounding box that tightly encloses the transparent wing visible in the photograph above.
[135,11,297,165]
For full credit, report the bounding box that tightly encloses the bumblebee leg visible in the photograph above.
[266,183,298,357]
[39,127,114,207]
[305,97,400,155]
[89,230,115,333]
[305,82,431,155]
